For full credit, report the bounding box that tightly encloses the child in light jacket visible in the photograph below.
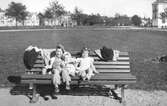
[76,48,98,80]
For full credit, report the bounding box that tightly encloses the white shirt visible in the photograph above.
[76,57,94,71]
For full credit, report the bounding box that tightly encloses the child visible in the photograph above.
[63,52,77,77]
[76,48,98,80]
[49,46,71,93]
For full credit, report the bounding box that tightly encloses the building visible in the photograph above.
[141,18,152,27]
[152,0,167,28]
[0,10,16,26]
[43,13,77,27]
[60,14,77,27]
[24,12,39,26]
[0,10,39,26]
[0,10,76,27]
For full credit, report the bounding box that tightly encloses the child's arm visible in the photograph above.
[90,58,99,74]
[74,58,81,70]
[47,57,55,69]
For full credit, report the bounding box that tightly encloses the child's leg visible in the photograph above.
[91,63,98,74]
[86,68,94,80]
[52,69,61,92]
[79,70,87,80]
[42,68,47,75]
[61,68,71,90]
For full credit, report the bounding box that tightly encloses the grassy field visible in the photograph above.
[0,28,167,91]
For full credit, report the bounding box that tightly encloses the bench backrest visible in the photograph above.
[22,51,136,84]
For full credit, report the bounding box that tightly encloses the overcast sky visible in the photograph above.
[0,0,154,18]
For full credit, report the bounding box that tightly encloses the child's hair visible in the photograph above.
[56,44,65,53]
[81,47,90,54]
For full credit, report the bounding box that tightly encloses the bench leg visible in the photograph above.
[121,85,126,106]
[30,84,39,103]
[108,85,126,105]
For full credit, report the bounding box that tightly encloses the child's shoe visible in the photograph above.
[54,87,60,93]
[66,85,71,90]
[86,74,92,81]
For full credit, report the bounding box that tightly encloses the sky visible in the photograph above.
[0,0,155,18]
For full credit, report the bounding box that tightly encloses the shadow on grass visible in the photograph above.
[7,76,21,84]
[9,84,121,102]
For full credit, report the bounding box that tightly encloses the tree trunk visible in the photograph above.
[22,20,25,26]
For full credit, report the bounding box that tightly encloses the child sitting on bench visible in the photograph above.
[49,45,71,93]
[76,48,98,80]
[63,52,77,77]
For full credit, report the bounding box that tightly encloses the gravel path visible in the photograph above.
[1,88,167,106]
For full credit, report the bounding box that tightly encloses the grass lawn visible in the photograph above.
[0,28,167,91]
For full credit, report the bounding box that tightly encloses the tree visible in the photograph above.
[72,7,83,25]
[131,15,142,26]
[115,13,121,19]
[46,0,66,18]
[160,8,167,19]
[43,0,66,26]
[0,8,4,12]
[5,2,29,26]
[44,8,54,19]
[84,14,103,25]
[37,13,45,26]
[111,14,131,26]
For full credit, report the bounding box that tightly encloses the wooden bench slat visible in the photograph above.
[21,80,136,84]
[94,61,129,65]
[21,73,136,80]
[93,57,129,61]
[73,80,136,85]
[30,68,42,72]
[21,78,136,84]
[21,74,52,79]
[35,60,44,64]
[80,74,136,80]
[33,64,45,68]
[97,69,130,73]
[71,51,128,56]
[27,68,131,73]
[33,60,130,66]
[36,51,129,59]
[95,65,130,69]
[36,56,130,61]
[33,64,130,69]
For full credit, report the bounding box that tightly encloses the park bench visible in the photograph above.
[20,51,136,105]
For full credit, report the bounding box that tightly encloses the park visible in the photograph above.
[0,0,167,106]
[0,27,167,106]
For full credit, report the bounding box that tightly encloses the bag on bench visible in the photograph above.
[94,46,114,61]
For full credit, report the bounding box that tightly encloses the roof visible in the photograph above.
[153,0,167,4]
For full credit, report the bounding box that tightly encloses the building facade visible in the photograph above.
[0,10,16,26]
[0,10,76,27]
[0,11,39,26]
[24,12,39,26]
[43,14,77,27]
[152,0,167,28]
